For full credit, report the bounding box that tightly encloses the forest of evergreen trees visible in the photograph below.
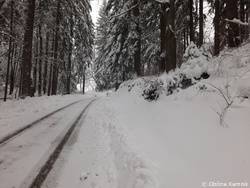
[0,0,93,100]
[94,0,250,91]
[0,0,249,100]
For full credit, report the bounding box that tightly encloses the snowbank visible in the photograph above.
[109,43,250,187]
[92,99,158,188]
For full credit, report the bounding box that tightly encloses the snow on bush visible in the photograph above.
[118,42,250,102]
[142,78,163,101]
[181,42,211,79]
[120,42,211,101]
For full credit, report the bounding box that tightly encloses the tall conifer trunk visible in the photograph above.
[4,0,14,101]
[166,0,176,72]
[159,3,167,73]
[226,0,240,47]
[199,0,203,47]
[51,0,61,95]
[189,0,194,42]
[38,24,43,96]
[133,0,141,76]
[246,1,249,39]
[214,0,220,55]
[48,34,55,96]
[43,33,49,94]
[66,19,73,94]
[20,0,36,97]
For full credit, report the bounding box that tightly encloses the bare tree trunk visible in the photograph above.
[82,72,85,94]
[199,0,203,46]
[226,0,240,47]
[48,34,54,96]
[33,31,39,96]
[159,3,167,73]
[133,0,141,76]
[66,20,73,94]
[38,24,43,96]
[4,0,14,101]
[189,0,194,42]
[214,0,220,55]
[239,0,245,42]
[166,0,176,72]
[20,0,36,97]
[43,32,49,94]
[9,42,15,95]
[51,0,61,95]
[246,1,249,39]
[184,29,186,50]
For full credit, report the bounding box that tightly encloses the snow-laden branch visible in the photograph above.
[154,0,169,3]
[98,0,140,28]
[98,0,171,28]
[225,18,249,26]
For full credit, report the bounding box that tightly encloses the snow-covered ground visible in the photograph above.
[108,44,250,187]
[0,44,250,188]
[107,44,250,187]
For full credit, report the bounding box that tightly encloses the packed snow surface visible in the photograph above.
[0,93,95,139]
[0,44,250,188]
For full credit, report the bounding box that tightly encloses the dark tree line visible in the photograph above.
[0,0,94,100]
[94,0,250,91]
[1,0,249,98]
[212,0,250,55]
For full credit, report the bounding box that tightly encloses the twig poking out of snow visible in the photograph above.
[203,82,234,128]
[204,82,232,106]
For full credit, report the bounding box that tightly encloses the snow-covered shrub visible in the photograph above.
[161,73,193,94]
[183,42,212,61]
[142,79,163,101]
[117,43,213,101]
[183,42,202,60]
[181,42,211,80]
[163,74,178,95]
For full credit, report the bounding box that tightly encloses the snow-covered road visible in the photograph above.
[42,98,157,188]
[1,94,156,188]
[0,97,96,188]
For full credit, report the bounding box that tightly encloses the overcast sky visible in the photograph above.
[90,0,102,25]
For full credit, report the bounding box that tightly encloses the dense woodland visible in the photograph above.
[0,0,93,100]
[0,0,249,100]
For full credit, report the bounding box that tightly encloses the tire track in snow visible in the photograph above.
[28,98,97,188]
[0,98,91,146]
